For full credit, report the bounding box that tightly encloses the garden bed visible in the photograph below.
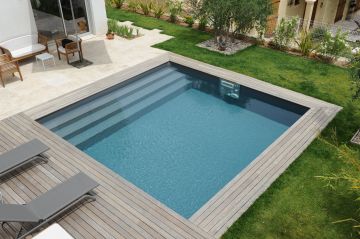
[197,38,253,55]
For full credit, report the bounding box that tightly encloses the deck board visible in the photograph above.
[0,113,214,239]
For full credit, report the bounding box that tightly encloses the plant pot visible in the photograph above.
[106,33,115,40]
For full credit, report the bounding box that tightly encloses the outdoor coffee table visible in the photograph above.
[36,53,55,70]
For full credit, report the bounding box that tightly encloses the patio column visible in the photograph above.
[277,0,288,25]
[303,0,317,30]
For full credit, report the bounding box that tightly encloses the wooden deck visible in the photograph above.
[0,53,341,239]
[0,114,214,239]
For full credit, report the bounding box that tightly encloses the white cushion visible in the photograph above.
[33,224,74,239]
[0,34,38,52]
[10,44,46,58]
[58,46,66,53]
[68,35,81,42]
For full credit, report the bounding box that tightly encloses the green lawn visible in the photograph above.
[107,8,360,238]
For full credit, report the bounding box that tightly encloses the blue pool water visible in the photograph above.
[39,63,307,218]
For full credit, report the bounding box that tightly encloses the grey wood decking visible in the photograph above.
[0,53,341,239]
[0,114,214,239]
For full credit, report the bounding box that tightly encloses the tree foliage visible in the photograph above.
[273,17,298,50]
[186,0,271,42]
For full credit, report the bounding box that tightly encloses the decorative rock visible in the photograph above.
[197,38,253,55]
[351,129,360,145]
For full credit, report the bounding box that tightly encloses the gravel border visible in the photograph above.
[351,129,360,145]
[197,38,253,55]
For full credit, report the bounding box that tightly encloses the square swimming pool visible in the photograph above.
[38,63,308,218]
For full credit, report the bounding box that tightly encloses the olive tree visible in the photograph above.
[187,0,272,46]
[232,0,272,38]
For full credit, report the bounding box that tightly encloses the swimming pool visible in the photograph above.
[39,63,308,218]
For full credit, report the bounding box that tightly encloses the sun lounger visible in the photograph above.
[0,139,49,178]
[0,172,99,239]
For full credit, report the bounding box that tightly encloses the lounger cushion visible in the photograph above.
[0,34,45,59]
[11,44,46,58]
[57,46,66,53]
[0,204,39,222]
[26,172,99,220]
[0,35,38,51]
[0,139,49,175]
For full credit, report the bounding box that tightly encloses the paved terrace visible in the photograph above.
[0,22,172,120]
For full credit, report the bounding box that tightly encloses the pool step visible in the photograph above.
[57,73,187,139]
[67,78,192,148]
[41,66,181,130]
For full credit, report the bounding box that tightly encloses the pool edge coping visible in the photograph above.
[23,52,342,238]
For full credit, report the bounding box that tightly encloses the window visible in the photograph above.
[288,0,301,6]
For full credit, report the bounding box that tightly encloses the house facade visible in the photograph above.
[0,0,108,43]
[268,0,360,33]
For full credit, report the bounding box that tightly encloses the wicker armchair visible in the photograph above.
[0,54,23,87]
[55,36,83,64]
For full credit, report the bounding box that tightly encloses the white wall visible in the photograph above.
[88,0,108,35]
[0,0,37,42]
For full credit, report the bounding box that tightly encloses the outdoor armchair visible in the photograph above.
[0,54,23,87]
[55,35,83,64]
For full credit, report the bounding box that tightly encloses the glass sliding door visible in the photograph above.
[31,0,90,40]
[60,0,90,35]
[30,0,67,40]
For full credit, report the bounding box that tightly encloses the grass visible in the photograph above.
[107,8,360,238]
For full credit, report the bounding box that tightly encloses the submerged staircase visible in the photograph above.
[40,66,192,148]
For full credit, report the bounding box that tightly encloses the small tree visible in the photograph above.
[317,29,349,61]
[273,17,298,50]
[202,0,232,39]
[197,0,271,47]
[232,0,272,39]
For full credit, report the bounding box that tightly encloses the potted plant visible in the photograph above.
[106,30,115,40]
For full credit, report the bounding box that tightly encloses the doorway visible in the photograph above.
[30,0,90,40]
[335,0,347,22]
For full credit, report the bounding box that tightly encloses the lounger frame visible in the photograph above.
[1,192,95,239]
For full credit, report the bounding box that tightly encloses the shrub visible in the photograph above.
[107,19,118,33]
[108,19,139,39]
[350,53,360,99]
[198,16,208,31]
[317,29,349,61]
[128,0,139,12]
[311,26,328,43]
[139,0,153,15]
[153,1,166,19]
[167,0,183,23]
[273,17,298,50]
[317,145,360,235]
[112,0,125,8]
[116,25,136,38]
[296,30,313,56]
[184,16,195,27]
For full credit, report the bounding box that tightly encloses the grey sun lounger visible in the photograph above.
[0,172,99,239]
[0,139,49,178]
